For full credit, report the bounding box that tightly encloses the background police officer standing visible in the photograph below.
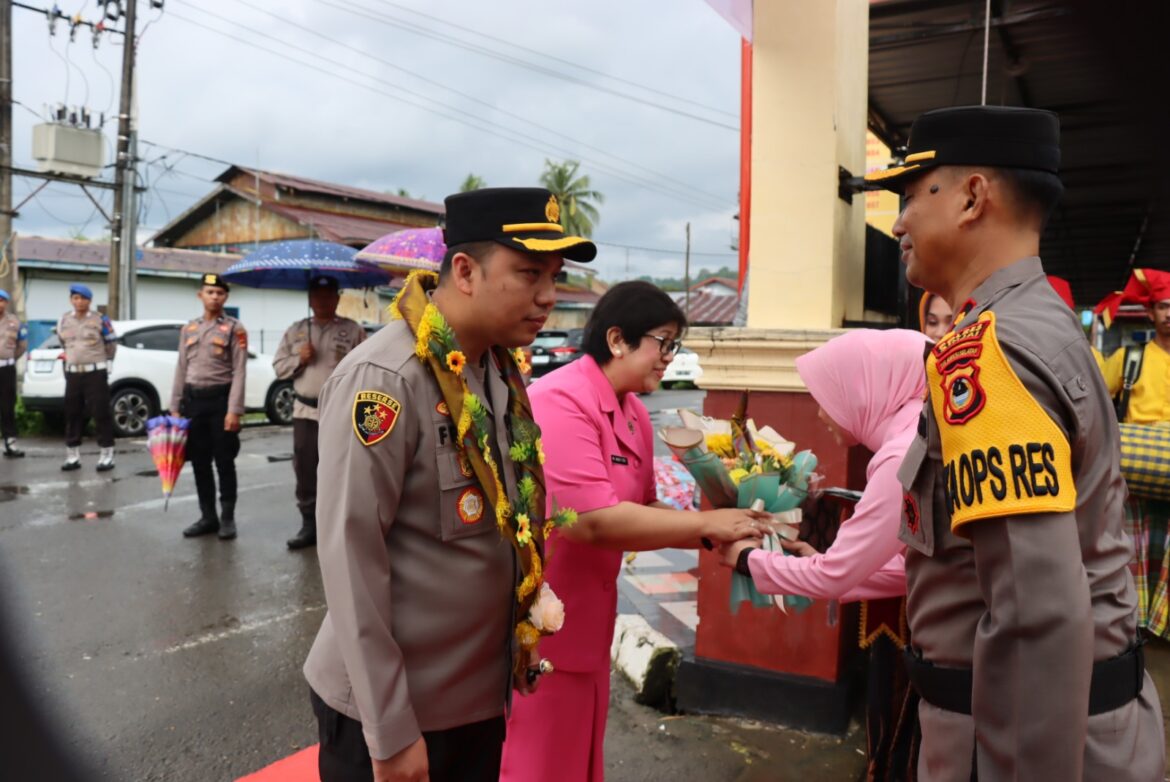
[171,274,248,541]
[58,284,117,471]
[0,289,27,458]
[272,275,364,550]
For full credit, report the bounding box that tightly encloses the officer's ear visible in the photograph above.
[956,171,991,228]
[447,251,479,296]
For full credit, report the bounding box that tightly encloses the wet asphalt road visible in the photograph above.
[0,389,869,781]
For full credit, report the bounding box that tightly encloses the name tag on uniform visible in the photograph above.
[611,455,629,465]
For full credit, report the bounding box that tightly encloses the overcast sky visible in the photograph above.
[11,0,743,281]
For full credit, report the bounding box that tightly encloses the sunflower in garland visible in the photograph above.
[446,350,467,375]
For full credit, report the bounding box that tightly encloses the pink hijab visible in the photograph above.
[794,329,929,460]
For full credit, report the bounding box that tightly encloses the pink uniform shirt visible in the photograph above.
[530,355,657,672]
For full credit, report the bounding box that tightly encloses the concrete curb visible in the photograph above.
[610,613,681,711]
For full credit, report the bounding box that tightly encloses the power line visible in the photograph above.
[592,239,735,257]
[366,0,739,121]
[226,0,731,206]
[319,0,739,132]
[166,8,730,212]
[170,3,728,211]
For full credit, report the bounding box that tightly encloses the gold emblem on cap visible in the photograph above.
[545,195,560,224]
[203,274,216,284]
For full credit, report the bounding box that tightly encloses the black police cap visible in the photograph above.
[443,187,597,262]
[866,106,1061,193]
[200,273,229,292]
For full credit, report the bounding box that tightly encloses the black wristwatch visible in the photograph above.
[735,547,754,577]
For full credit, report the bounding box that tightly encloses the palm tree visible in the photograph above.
[539,159,604,237]
[459,173,487,192]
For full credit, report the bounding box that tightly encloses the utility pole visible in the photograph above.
[684,221,691,318]
[0,0,16,312]
[109,0,137,318]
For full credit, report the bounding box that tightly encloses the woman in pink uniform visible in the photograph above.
[500,281,766,782]
[722,328,929,781]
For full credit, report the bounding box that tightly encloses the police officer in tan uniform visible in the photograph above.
[272,275,365,550]
[58,284,117,471]
[866,107,1164,780]
[304,188,596,782]
[0,289,27,458]
[170,273,248,541]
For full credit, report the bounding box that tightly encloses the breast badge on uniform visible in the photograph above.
[457,487,485,524]
[352,390,401,446]
[435,400,450,418]
[902,492,920,535]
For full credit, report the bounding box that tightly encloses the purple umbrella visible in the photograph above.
[356,227,445,273]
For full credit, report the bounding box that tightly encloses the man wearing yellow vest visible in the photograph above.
[867,106,1163,781]
[1098,269,1170,642]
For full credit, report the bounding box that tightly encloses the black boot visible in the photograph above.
[218,500,237,540]
[3,438,24,458]
[183,501,220,538]
[286,513,316,550]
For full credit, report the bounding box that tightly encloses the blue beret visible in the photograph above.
[70,284,94,300]
[0,289,9,302]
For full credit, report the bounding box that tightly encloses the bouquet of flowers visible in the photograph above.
[658,393,818,613]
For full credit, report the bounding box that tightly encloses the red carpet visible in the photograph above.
[236,744,319,781]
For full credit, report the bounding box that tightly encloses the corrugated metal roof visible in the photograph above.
[868,0,1170,306]
[221,166,445,215]
[671,290,739,325]
[263,203,418,246]
[16,236,240,276]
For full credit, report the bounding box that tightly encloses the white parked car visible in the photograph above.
[22,319,294,438]
[661,347,703,388]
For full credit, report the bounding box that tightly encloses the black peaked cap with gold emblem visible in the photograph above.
[200,272,230,292]
[866,106,1061,193]
[443,187,597,262]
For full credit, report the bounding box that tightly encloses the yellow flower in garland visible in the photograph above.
[446,350,467,375]
[535,437,546,465]
[512,348,532,375]
[516,513,532,547]
[516,620,540,650]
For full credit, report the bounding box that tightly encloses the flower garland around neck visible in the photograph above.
[391,270,575,665]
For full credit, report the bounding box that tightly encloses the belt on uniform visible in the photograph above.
[904,641,1145,717]
[184,383,231,399]
[0,358,14,367]
[65,362,109,373]
[294,393,319,408]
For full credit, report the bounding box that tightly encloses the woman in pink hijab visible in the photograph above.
[722,328,929,781]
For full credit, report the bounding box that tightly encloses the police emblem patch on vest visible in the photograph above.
[932,319,990,424]
[352,390,401,446]
[928,310,1076,534]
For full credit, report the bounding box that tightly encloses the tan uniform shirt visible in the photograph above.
[169,315,248,415]
[58,310,117,366]
[271,316,365,421]
[0,313,27,362]
[898,258,1163,781]
[304,319,518,761]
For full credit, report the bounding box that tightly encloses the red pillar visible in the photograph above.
[737,39,752,295]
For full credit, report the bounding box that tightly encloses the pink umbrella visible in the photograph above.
[356,227,445,273]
